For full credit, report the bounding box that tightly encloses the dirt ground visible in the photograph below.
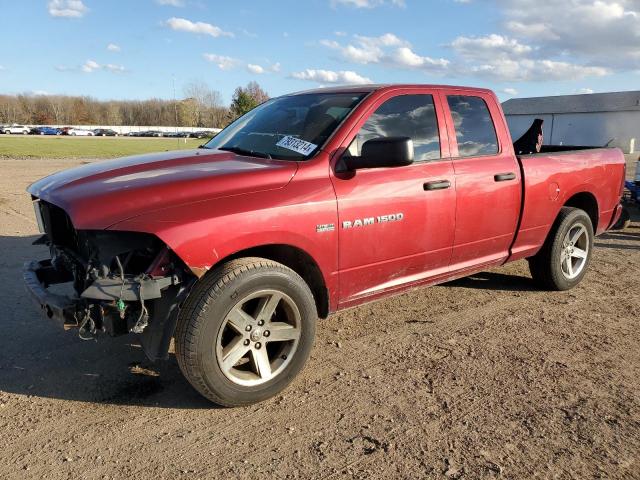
[0,156,638,480]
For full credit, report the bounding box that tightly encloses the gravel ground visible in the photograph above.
[0,156,638,479]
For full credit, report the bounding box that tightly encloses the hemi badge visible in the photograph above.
[316,223,335,233]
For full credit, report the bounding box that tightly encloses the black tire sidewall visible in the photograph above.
[190,266,316,406]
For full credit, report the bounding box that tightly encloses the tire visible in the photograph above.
[528,207,594,291]
[175,257,317,407]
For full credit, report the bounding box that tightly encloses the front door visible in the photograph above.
[331,91,456,306]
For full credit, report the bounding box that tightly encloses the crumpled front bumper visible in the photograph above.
[23,258,193,360]
[22,260,80,329]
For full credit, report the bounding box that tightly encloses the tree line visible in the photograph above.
[0,81,270,128]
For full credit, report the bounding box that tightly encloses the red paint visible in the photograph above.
[28,85,626,314]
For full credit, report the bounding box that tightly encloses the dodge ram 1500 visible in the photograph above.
[24,84,626,406]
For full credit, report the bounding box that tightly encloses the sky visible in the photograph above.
[0,0,639,104]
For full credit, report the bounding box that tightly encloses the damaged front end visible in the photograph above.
[23,199,197,360]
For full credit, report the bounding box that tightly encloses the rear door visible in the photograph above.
[441,90,521,270]
[331,89,456,305]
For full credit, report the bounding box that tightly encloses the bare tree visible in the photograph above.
[183,80,224,127]
[0,91,230,127]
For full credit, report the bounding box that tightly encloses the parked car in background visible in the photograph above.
[30,126,61,135]
[93,128,118,137]
[189,131,212,139]
[164,131,190,138]
[68,128,94,136]
[140,130,163,137]
[3,124,30,134]
[59,127,73,135]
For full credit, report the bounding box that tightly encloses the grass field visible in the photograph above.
[0,135,206,159]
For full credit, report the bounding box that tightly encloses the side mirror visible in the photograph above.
[343,137,414,171]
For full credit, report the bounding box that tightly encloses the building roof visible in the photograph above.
[502,90,640,115]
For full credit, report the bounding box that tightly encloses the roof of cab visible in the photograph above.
[288,84,495,96]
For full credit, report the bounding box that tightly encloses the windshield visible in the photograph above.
[203,92,367,160]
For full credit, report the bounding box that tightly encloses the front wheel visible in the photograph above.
[175,258,317,407]
[528,207,594,290]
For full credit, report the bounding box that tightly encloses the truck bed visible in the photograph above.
[510,147,626,261]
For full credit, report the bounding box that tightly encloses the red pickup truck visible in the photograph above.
[24,84,625,406]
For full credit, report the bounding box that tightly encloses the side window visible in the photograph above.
[347,94,441,162]
[447,95,498,157]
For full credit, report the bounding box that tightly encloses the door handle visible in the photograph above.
[423,180,451,191]
[494,172,516,182]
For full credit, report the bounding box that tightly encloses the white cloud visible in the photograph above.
[467,59,608,82]
[81,60,126,74]
[104,64,126,73]
[107,43,121,52]
[500,0,640,69]
[204,54,279,74]
[165,17,233,38]
[156,0,185,5]
[81,60,101,73]
[450,34,533,60]
[577,88,595,94]
[392,47,450,71]
[240,28,258,38]
[321,33,449,73]
[48,0,87,18]
[203,53,241,70]
[330,0,405,8]
[446,32,609,81]
[322,33,408,64]
[502,87,518,96]
[247,64,265,74]
[291,69,373,85]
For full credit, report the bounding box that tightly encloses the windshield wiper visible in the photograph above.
[219,146,272,159]
[198,144,211,149]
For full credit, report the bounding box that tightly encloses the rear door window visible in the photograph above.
[447,95,498,157]
[348,94,441,162]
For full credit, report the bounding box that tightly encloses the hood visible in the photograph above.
[28,149,298,229]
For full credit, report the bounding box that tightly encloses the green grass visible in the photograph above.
[0,135,206,159]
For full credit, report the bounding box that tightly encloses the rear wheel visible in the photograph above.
[175,258,317,407]
[528,207,594,290]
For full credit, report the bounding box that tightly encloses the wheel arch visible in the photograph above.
[563,191,599,232]
[205,244,330,319]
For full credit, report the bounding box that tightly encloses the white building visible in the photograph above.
[503,91,640,153]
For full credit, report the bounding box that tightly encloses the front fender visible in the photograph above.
[108,169,339,305]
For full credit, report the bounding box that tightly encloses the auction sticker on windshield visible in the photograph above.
[276,136,317,156]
